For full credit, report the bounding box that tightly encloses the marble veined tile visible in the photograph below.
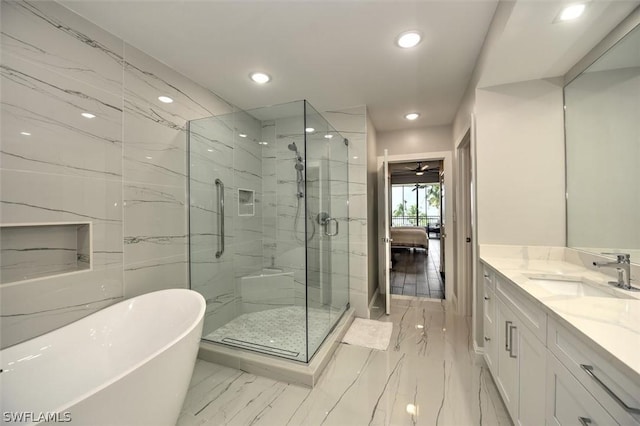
[1,53,122,179]
[123,182,187,265]
[178,298,511,426]
[0,0,124,96]
[1,265,123,348]
[122,43,233,187]
[123,253,187,298]
[0,168,121,222]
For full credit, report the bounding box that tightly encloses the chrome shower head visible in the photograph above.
[287,143,298,152]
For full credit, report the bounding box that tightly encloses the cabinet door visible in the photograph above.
[547,352,620,426]
[483,288,497,373]
[517,319,546,426]
[496,298,519,420]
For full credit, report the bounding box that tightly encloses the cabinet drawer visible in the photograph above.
[481,263,495,292]
[483,287,495,324]
[548,318,640,425]
[483,288,497,373]
[495,273,546,344]
[547,351,620,426]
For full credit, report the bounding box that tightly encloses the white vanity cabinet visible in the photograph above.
[546,350,620,426]
[480,260,640,426]
[481,263,546,426]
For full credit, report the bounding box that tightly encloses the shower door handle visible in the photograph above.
[317,213,339,237]
[215,178,224,258]
[324,218,339,237]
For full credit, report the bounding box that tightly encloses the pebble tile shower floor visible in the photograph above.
[205,306,340,362]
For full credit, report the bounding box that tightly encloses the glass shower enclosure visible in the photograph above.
[188,100,349,363]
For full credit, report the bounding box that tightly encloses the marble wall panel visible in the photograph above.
[1,54,123,179]
[123,183,187,264]
[0,0,124,96]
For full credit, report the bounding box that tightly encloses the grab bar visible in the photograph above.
[215,178,224,258]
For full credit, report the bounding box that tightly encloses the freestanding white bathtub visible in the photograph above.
[0,289,205,426]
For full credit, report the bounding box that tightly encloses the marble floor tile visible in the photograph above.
[178,298,511,426]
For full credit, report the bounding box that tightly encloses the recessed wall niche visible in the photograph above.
[0,223,91,284]
[238,189,255,216]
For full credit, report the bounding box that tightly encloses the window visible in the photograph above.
[391,183,440,228]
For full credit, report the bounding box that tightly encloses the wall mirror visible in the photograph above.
[564,22,640,264]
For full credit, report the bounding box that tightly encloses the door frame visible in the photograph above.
[377,150,455,308]
[454,118,480,348]
[455,129,473,317]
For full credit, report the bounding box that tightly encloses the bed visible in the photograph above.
[390,226,429,251]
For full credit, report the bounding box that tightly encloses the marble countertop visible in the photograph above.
[480,255,640,382]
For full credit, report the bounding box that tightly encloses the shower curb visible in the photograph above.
[197,308,355,387]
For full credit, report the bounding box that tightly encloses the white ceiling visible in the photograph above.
[60,0,639,132]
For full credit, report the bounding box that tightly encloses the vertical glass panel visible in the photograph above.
[304,101,349,361]
[189,112,237,338]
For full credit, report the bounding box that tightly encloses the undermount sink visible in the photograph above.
[523,273,632,299]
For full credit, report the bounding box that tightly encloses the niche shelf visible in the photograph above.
[0,222,91,284]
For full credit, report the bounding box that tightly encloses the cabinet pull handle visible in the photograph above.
[505,321,512,351]
[484,274,490,278]
[578,417,591,426]
[484,296,490,300]
[580,364,640,415]
[508,325,517,358]
[484,336,491,342]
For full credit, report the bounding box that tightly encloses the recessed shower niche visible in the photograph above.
[0,223,91,284]
[238,189,254,216]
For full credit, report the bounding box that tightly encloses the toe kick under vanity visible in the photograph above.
[479,247,640,426]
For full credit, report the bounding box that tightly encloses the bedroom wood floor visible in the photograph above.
[391,238,444,298]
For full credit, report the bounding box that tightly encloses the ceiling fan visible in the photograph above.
[404,162,429,173]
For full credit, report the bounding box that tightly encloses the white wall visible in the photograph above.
[377,125,452,156]
[474,78,566,246]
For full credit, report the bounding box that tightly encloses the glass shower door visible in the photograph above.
[304,101,349,360]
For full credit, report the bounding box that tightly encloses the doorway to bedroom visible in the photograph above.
[388,161,445,299]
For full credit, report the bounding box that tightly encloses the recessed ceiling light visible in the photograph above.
[559,3,585,21]
[353,156,359,160]
[20,131,31,136]
[239,133,247,138]
[405,112,420,121]
[305,127,315,133]
[396,31,422,48]
[81,112,96,119]
[207,149,213,152]
[145,156,153,160]
[258,141,268,145]
[324,134,334,139]
[158,96,173,103]
[250,72,271,84]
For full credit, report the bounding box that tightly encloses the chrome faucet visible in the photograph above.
[593,253,632,290]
